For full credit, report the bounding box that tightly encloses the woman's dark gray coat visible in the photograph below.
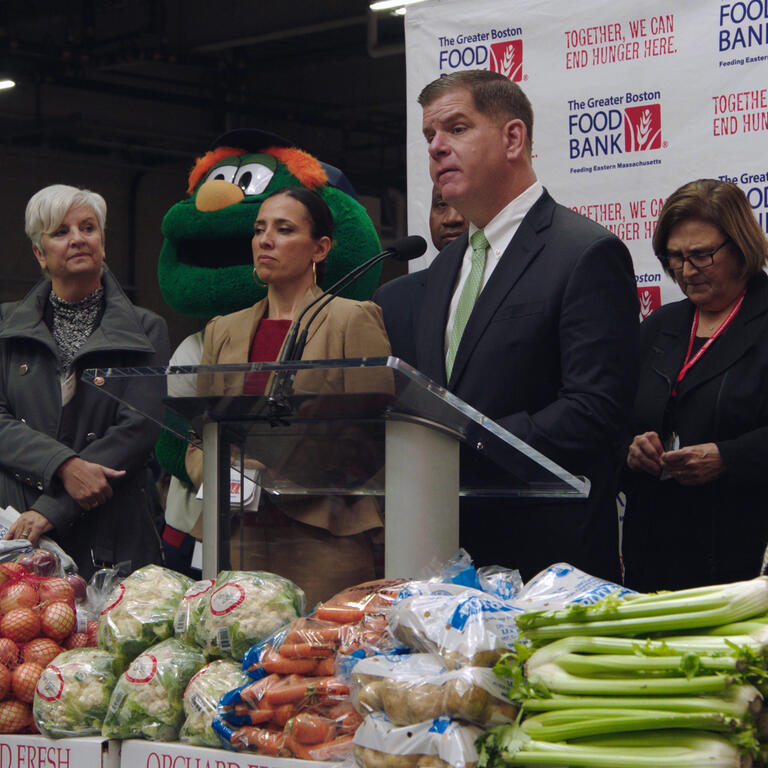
[0,267,170,577]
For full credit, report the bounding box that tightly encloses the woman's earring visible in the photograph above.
[252,267,267,288]
[312,261,317,285]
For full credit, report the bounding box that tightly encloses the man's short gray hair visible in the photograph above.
[25,185,107,252]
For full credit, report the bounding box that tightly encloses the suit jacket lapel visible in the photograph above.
[417,234,466,386]
[299,284,330,350]
[447,191,555,390]
[221,302,266,364]
[649,306,692,393]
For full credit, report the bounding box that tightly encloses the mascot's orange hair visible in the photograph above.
[187,145,328,196]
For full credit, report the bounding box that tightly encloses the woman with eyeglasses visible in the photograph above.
[621,178,768,592]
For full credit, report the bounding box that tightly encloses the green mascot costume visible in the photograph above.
[155,129,383,574]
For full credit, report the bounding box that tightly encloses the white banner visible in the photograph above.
[406,0,768,315]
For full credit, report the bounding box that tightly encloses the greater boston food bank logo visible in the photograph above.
[438,27,524,81]
[568,91,663,159]
[624,104,662,152]
[489,40,523,81]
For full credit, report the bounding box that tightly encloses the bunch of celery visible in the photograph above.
[478,577,768,768]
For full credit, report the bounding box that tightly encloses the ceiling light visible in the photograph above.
[370,0,428,11]
[0,80,15,90]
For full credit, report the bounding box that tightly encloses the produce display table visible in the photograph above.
[0,735,119,768]
[83,358,589,578]
[121,740,339,768]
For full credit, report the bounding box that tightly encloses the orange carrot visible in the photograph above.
[315,579,405,624]
[313,677,350,699]
[315,606,364,624]
[327,701,363,733]
[264,676,312,707]
[279,642,335,659]
[292,734,355,761]
[271,703,298,727]
[232,726,287,755]
[240,673,281,706]
[247,709,275,725]
[261,647,319,675]
[285,734,315,760]
[283,620,343,646]
[289,712,337,745]
[314,657,336,676]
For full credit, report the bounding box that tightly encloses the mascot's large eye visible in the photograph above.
[205,164,239,183]
[233,163,274,196]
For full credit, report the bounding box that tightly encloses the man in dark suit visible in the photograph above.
[374,185,467,366]
[416,69,638,582]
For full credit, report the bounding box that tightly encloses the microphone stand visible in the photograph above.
[265,249,395,419]
[266,236,427,418]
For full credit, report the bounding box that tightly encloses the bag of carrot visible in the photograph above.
[215,673,361,758]
[213,579,411,757]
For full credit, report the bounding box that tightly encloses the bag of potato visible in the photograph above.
[388,584,523,669]
[353,713,480,768]
[350,653,517,727]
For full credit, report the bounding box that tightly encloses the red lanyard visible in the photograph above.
[672,290,745,395]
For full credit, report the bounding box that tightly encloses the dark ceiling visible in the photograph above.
[0,0,408,199]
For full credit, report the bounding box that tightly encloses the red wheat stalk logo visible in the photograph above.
[624,104,662,152]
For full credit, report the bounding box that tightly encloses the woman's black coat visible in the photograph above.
[622,271,768,591]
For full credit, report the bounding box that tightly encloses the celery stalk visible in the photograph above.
[520,708,747,741]
[518,578,768,640]
[478,726,748,768]
[527,661,737,696]
[519,686,762,718]
[701,620,768,637]
[553,651,740,677]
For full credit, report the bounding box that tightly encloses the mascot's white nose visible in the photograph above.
[195,178,245,212]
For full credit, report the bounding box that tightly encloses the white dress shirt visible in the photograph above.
[444,180,544,362]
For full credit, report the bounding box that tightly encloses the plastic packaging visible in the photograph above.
[243,617,347,680]
[174,579,215,646]
[511,562,634,611]
[388,583,523,668]
[180,659,249,747]
[9,548,63,578]
[33,647,120,738]
[215,672,361,758]
[350,653,517,727]
[477,566,524,602]
[352,714,480,768]
[314,579,407,625]
[243,612,400,681]
[194,571,305,661]
[98,565,193,669]
[102,637,206,741]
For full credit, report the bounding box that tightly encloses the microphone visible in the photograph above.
[282,235,427,362]
[289,235,427,361]
[266,235,426,413]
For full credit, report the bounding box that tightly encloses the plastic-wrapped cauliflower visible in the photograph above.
[102,637,205,741]
[180,659,249,746]
[174,579,215,646]
[33,648,120,738]
[195,571,305,661]
[98,565,193,669]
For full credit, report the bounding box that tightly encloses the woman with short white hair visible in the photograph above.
[0,184,170,577]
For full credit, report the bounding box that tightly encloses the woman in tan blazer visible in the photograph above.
[186,187,392,606]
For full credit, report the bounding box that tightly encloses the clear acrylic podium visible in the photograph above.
[82,358,589,579]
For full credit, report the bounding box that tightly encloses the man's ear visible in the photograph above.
[32,246,46,271]
[503,118,529,161]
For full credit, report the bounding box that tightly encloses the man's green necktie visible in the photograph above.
[446,228,488,379]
